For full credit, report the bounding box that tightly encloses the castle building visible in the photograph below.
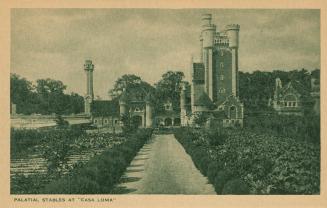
[83,60,154,128]
[180,14,244,127]
[84,14,244,128]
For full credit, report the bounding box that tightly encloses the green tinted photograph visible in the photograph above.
[10,9,320,195]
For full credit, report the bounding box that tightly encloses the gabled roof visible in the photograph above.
[280,80,308,97]
[194,92,215,108]
[217,95,243,107]
[91,100,119,117]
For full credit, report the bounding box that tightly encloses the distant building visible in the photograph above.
[155,99,181,127]
[269,74,321,116]
[270,78,305,116]
[180,14,244,127]
[83,60,154,128]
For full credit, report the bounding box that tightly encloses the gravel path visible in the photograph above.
[114,134,216,194]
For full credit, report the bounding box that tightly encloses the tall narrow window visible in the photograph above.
[220,62,224,69]
[220,75,224,80]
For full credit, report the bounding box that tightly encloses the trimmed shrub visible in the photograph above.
[207,161,223,183]
[206,128,226,146]
[214,170,233,194]
[222,179,250,195]
[43,176,100,194]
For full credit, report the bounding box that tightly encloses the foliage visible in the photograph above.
[10,128,141,194]
[10,73,84,115]
[245,113,320,144]
[42,128,153,194]
[222,179,250,195]
[120,114,140,134]
[154,71,188,113]
[192,112,210,127]
[11,128,45,158]
[174,127,320,195]
[213,170,233,194]
[10,174,49,194]
[239,69,319,111]
[108,74,154,100]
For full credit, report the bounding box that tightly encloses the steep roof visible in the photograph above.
[193,63,205,81]
[280,80,309,97]
[194,92,215,108]
[91,100,119,117]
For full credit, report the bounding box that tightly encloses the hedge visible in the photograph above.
[174,127,320,195]
[42,128,153,194]
[174,128,243,194]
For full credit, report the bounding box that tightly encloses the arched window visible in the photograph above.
[174,118,181,126]
[164,118,172,126]
[229,106,237,119]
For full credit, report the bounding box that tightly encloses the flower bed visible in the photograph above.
[174,127,320,194]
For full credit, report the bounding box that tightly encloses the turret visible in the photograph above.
[226,24,240,97]
[225,24,240,49]
[201,14,216,48]
[119,90,129,117]
[275,78,282,91]
[201,14,216,99]
[145,93,153,128]
[84,60,94,115]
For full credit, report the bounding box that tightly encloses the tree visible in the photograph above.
[11,74,84,115]
[10,73,39,114]
[193,112,210,127]
[108,74,154,99]
[154,71,186,113]
[36,78,67,114]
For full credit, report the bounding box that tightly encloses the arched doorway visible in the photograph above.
[173,118,181,126]
[164,118,172,126]
[229,106,237,119]
[131,115,143,127]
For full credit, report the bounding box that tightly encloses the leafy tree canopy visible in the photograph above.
[10,73,84,115]
[108,74,154,100]
[154,71,187,113]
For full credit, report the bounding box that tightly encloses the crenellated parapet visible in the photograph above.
[225,24,240,30]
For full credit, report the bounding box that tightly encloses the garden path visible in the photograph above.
[114,133,215,194]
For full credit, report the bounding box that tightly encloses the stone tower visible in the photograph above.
[225,24,240,97]
[194,14,240,107]
[84,60,94,115]
[200,14,216,100]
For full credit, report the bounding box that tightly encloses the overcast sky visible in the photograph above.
[11,9,320,99]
